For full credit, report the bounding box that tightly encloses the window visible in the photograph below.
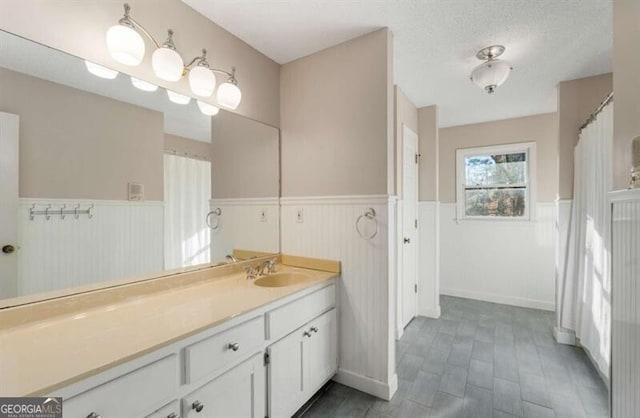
[456,142,535,220]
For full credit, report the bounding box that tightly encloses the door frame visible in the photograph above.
[396,124,419,339]
[0,112,19,299]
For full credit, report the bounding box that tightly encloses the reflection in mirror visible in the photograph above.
[0,30,279,305]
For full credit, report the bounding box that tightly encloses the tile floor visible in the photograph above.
[298,296,609,418]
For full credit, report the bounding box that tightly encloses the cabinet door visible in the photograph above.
[267,326,305,418]
[305,308,337,393]
[182,353,265,418]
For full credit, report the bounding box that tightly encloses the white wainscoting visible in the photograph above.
[439,202,556,311]
[209,198,279,262]
[418,201,441,318]
[280,195,398,400]
[17,198,163,296]
[610,189,640,418]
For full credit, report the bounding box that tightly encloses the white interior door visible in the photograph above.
[401,125,419,328]
[0,112,19,299]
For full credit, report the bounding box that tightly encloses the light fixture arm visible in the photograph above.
[119,3,161,49]
[184,49,235,78]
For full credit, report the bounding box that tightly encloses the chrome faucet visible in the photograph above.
[245,265,257,280]
[257,259,276,276]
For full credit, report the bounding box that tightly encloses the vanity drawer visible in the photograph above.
[266,284,335,341]
[63,355,178,418]
[145,400,180,418]
[184,315,264,384]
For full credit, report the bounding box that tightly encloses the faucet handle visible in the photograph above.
[267,259,276,273]
[244,265,257,280]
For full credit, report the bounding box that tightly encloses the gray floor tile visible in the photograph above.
[494,378,524,417]
[395,399,429,418]
[549,391,587,418]
[439,319,460,335]
[494,353,520,383]
[431,391,464,418]
[448,343,473,367]
[469,359,494,389]
[476,327,496,343]
[440,365,469,398]
[520,373,551,408]
[494,410,520,418]
[397,353,423,381]
[461,384,493,418]
[472,340,495,363]
[422,348,450,376]
[575,384,608,416]
[523,402,555,418]
[406,371,442,407]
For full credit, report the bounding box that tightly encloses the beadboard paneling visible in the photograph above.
[611,190,640,418]
[209,198,279,263]
[280,195,397,399]
[418,201,440,318]
[17,199,163,297]
[439,202,556,311]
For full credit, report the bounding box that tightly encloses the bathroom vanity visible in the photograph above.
[0,256,339,418]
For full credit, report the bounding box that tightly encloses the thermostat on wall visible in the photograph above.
[128,182,145,201]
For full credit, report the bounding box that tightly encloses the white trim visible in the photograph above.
[280,195,395,206]
[333,369,398,401]
[609,188,640,202]
[418,305,441,319]
[19,197,164,207]
[210,197,279,206]
[455,141,537,221]
[441,287,555,311]
[553,326,576,345]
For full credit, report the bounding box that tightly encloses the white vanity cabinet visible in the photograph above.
[267,308,337,418]
[182,353,265,418]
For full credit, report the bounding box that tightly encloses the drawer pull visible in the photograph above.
[303,330,312,338]
[167,413,179,418]
[228,342,240,351]
[86,413,101,418]
[192,401,204,413]
[310,326,319,333]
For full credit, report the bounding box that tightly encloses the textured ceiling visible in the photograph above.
[184,0,612,127]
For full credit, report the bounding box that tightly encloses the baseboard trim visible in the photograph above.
[553,326,576,345]
[333,369,398,400]
[418,305,441,319]
[441,288,555,311]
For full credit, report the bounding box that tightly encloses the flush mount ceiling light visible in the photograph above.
[470,45,513,94]
[106,3,242,108]
[85,61,119,79]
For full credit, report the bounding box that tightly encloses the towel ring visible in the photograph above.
[356,208,378,240]
[206,208,222,230]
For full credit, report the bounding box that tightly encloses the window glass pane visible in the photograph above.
[465,152,526,186]
[464,187,526,217]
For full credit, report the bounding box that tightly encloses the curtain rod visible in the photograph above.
[164,148,210,161]
[579,92,614,132]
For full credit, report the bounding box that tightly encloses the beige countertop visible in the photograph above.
[0,263,338,396]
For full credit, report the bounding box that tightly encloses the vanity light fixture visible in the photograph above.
[85,61,119,79]
[470,45,513,94]
[131,76,158,92]
[167,90,191,105]
[197,100,220,116]
[106,3,242,108]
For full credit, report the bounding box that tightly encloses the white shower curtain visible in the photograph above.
[164,153,211,270]
[560,102,613,378]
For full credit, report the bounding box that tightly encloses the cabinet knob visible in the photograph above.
[86,413,101,418]
[2,245,15,254]
[403,237,411,244]
[192,401,204,413]
[310,326,319,333]
[303,330,312,338]
[167,413,179,418]
[228,342,240,351]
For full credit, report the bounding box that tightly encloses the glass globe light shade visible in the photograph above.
[106,24,145,66]
[216,81,242,109]
[131,77,158,92]
[470,59,512,94]
[152,47,184,82]
[189,66,216,97]
[85,61,119,79]
[167,90,191,105]
[197,100,219,116]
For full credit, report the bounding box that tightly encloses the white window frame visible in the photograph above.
[456,142,536,221]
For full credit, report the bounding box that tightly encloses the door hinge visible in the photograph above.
[414,219,418,229]
[415,153,421,164]
[264,352,270,365]
[414,284,418,293]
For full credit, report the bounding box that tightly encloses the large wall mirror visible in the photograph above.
[0,30,280,307]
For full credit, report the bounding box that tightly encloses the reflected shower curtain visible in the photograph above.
[560,102,613,378]
[164,153,211,270]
